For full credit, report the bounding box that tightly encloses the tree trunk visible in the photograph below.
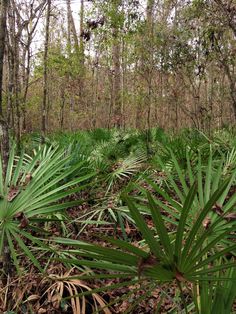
[136,0,155,131]
[42,0,51,141]
[14,39,21,147]
[79,0,85,66]
[0,0,9,174]
[111,0,122,128]
[145,0,155,153]
[223,62,236,120]
[22,42,31,132]
[67,0,79,51]
[60,87,65,130]
[78,0,85,107]
[112,30,122,127]
[0,0,12,290]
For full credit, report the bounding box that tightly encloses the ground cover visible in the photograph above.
[0,127,236,313]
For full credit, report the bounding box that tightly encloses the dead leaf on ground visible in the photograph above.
[7,186,20,201]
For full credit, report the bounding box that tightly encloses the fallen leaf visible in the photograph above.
[24,294,40,302]
[7,186,20,201]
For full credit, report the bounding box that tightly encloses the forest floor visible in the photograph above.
[0,127,236,313]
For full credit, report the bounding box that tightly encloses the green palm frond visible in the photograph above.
[106,151,146,192]
[56,178,236,313]
[146,148,236,231]
[0,144,95,273]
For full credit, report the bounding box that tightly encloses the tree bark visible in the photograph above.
[143,0,155,153]
[111,0,122,128]
[78,0,85,107]
[42,0,51,141]
[0,0,12,289]
[136,0,155,130]
[60,87,65,129]
[0,0,9,175]
[79,0,85,66]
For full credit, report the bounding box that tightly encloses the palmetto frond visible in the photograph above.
[0,144,95,273]
[56,180,236,313]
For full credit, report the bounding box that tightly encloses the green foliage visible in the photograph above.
[199,268,236,314]
[0,144,95,274]
[56,175,236,312]
[14,128,236,312]
[34,47,84,80]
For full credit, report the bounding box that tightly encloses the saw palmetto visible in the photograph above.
[0,144,95,274]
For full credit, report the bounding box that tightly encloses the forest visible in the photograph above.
[0,0,236,313]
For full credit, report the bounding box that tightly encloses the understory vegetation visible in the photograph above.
[0,127,235,313]
[0,0,235,312]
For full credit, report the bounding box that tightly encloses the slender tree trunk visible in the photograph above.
[67,0,79,51]
[136,0,154,131]
[42,0,51,141]
[7,45,14,131]
[0,0,9,175]
[79,0,84,67]
[121,0,125,129]
[22,44,31,132]
[60,87,65,130]
[112,31,122,127]
[0,0,12,292]
[223,63,236,120]
[145,0,155,154]
[92,51,99,128]
[66,0,72,54]
[121,38,125,129]
[112,0,122,128]
[14,40,21,146]
[78,0,85,107]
